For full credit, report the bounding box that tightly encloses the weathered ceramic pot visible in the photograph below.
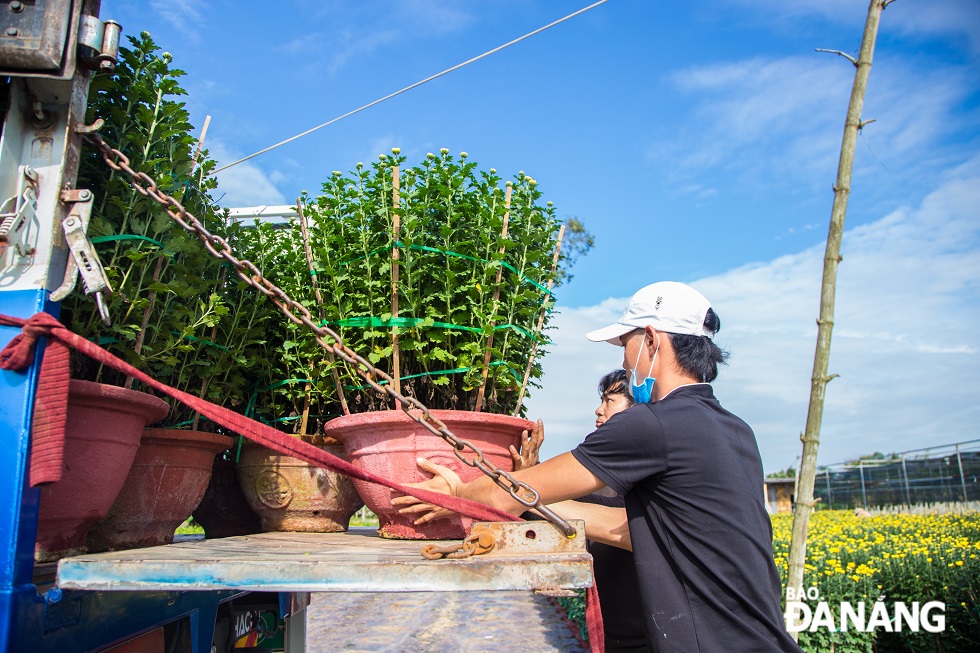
[323,410,531,540]
[236,438,363,532]
[35,380,170,562]
[192,456,263,538]
[87,429,234,552]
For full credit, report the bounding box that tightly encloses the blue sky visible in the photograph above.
[100,0,980,471]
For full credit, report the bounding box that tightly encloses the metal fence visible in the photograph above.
[814,439,980,509]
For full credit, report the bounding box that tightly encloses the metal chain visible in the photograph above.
[84,132,574,537]
[420,526,496,560]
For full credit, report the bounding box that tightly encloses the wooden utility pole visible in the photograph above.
[786,0,893,637]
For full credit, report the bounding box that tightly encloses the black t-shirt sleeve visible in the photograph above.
[574,493,626,508]
[571,404,667,496]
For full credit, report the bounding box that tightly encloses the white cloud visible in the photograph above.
[890,1,980,52]
[725,0,980,51]
[149,0,202,43]
[283,0,477,77]
[209,141,287,208]
[651,53,973,203]
[526,156,980,473]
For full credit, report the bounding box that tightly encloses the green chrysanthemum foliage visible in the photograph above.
[255,149,591,427]
[63,32,277,429]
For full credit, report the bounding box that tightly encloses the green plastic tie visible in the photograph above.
[91,234,167,250]
[326,316,539,341]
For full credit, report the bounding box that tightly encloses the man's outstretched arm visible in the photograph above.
[392,452,606,520]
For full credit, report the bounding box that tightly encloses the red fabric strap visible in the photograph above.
[0,312,516,522]
[1,311,606,647]
[586,582,606,652]
[0,313,67,486]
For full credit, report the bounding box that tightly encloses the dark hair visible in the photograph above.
[598,369,633,402]
[667,308,729,383]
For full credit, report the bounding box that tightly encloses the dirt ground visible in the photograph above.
[304,590,586,653]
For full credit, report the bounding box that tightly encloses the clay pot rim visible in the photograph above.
[322,409,533,438]
[141,428,235,450]
[69,379,169,423]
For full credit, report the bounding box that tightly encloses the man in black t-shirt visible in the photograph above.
[394,281,801,652]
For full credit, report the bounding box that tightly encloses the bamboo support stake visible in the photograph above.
[190,115,211,173]
[474,183,512,412]
[391,164,401,397]
[786,0,891,638]
[513,224,564,414]
[297,198,350,417]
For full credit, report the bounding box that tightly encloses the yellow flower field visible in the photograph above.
[771,510,980,652]
[560,510,980,651]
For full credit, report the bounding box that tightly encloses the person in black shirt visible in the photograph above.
[394,281,801,653]
[578,369,650,653]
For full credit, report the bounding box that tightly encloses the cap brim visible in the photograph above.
[585,323,635,345]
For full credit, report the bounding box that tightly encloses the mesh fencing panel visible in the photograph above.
[813,440,980,509]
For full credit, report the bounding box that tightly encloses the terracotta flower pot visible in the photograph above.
[192,456,263,539]
[236,438,363,533]
[35,380,170,562]
[323,410,531,540]
[86,429,234,552]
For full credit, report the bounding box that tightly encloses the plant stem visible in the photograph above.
[390,164,401,395]
[474,184,511,411]
[297,197,349,416]
[124,254,165,390]
[514,224,564,413]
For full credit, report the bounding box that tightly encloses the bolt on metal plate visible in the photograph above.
[469,519,586,555]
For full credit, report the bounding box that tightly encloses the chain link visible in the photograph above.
[84,133,574,537]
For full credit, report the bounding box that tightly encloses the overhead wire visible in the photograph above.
[213,0,609,174]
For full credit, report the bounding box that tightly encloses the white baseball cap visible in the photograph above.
[586,281,714,345]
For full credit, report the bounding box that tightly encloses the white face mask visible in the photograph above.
[628,333,659,403]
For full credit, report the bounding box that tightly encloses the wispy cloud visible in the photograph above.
[282,0,477,78]
[724,0,980,52]
[149,0,203,43]
[650,56,852,190]
[210,141,287,207]
[527,155,980,472]
[649,51,974,212]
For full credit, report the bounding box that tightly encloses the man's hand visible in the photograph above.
[509,419,544,471]
[391,458,463,525]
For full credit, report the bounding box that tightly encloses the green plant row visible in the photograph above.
[252,148,592,428]
[64,32,280,430]
[61,32,592,437]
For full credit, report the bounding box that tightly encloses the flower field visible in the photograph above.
[560,509,980,651]
[772,510,980,652]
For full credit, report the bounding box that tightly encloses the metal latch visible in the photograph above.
[0,165,39,268]
[420,519,586,558]
[50,189,112,325]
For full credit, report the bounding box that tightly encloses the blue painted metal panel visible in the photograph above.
[0,292,275,652]
[0,289,51,653]
[19,588,249,652]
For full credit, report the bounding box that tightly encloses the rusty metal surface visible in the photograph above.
[55,527,593,593]
[0,0,72,72]
[477,519,586,554]
[420,525,495,560]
